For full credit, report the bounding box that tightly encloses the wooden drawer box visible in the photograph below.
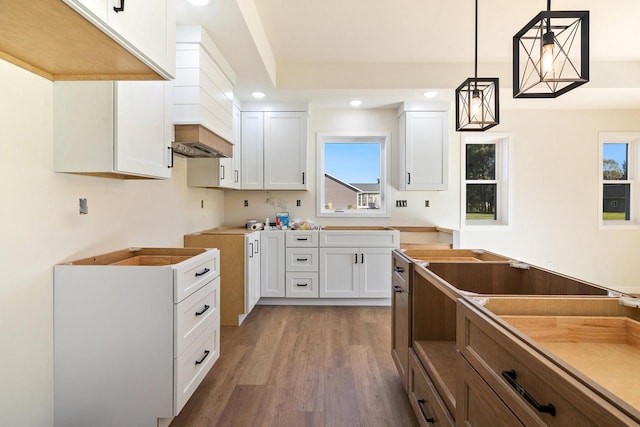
[408,349,454,427]
[457,299,638,426]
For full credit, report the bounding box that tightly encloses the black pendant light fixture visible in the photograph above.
[455,0,499,132]
[513,1,589,98]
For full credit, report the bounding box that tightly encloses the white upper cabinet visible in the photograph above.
[398,111,449,190]
[241,111,308,190]
[64,0,176,78]
[54,81,172,179]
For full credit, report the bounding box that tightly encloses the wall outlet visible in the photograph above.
[244,200,249,207]
[395,200,407,207]
[79,198,88,215]
[425,200,430,207]
[296,199,301,207]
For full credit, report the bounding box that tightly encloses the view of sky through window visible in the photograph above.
[325,143,380,183]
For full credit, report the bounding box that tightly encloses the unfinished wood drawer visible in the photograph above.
[174,250,219,302]
[408,349,454,427]
[175,277,220,357]
[457,299,638,426]
[456,354,523,427]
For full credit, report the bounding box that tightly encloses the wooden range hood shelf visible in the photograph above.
[173,124,234,158]
[0,0,163,81]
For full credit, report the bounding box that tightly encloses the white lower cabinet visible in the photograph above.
[319,247,392,298]
[285,231,320,297]
[260,231,286,297]
[53,248,220,427]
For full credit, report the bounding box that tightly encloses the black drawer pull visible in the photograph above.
[394,266,405,273]
[296,283,308,287]
[195,268,210,277]
[417,399,435,424]
[502,370,556,416]
[393,285,403,293]
[354,253,358,264]
[195,305,210,316]
[296,237,308,241]
[296,257,309,262]
[195,350,210,365]
[361,253,364,264]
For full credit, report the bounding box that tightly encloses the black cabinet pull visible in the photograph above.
[302,172,305,184]
[502,370,556,416]
[361,253,364,264]
[234,170,239,183]
[255,239,259,254]
[408,172,411,185]
[296,237,308,241]
[249,242,254,258]
[195,268,210,277]
[195,350,210,365]
[393,285,403,293]
[195,305,210,316]
[416,399,434,424]
[168,147,173,168]
[220,165,225,180]
[113,0,125,12]
[354,253,358,264]
[296,257,309,262]
[296,283,308,287]
[394,265,404,273]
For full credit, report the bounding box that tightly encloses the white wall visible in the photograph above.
[0,61,225,427]
[224,106,640,294]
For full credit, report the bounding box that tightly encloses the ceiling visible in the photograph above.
[176,0,640,110]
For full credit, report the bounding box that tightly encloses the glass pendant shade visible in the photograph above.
[513,10,589,98]
[456,78,499,131]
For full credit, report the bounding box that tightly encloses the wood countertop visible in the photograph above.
[188,227,254,235]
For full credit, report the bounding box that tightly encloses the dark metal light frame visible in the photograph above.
[513,3,589,98]
[455,0,500,132]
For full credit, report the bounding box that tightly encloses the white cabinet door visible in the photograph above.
[54,81,171,179]
[319,247,360,298]
[360,247,392,298]
[116,81,171,178]
[241,112,264,189]
[232,105,241,188]
[260,231,285,297]
[245,232,261,312]
[399,111,448,190]
[264,112,307,190]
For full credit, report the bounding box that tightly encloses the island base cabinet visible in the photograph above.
[408,350,454,427]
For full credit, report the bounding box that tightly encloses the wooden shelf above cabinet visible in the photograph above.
[0,0,163,81]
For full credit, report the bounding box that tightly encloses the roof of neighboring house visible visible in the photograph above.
[324,173,362,192]
[350,183,380,193]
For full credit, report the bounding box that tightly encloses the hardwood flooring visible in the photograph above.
[170,305,418,427]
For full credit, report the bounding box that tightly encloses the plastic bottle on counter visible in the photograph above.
[265,218,270,230]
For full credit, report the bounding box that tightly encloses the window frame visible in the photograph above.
[316,132,390,218]
[461,133,511,228]
[599,132,640,228]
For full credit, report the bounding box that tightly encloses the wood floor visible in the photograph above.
[170,305,418,427]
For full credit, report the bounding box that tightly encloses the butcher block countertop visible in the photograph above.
[189,227,253,235]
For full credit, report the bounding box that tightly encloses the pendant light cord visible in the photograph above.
[474,0,478,79]
[546,0,551,32]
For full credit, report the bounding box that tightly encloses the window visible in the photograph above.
[461,133,510,226]
[317,132,390,217]
[600,133,639,225]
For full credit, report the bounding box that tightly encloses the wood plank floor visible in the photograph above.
[170,305,418,427]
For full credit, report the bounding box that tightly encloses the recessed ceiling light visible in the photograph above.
[251,91,266,99]
[349,99,363,107]
[187,0,210,5]
[423,90,438,98]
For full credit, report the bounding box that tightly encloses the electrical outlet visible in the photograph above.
[296,199,301,207]
[244,200,249,207]
[425,200,430,207]
[395,200,408,207]
[79,198,88,215]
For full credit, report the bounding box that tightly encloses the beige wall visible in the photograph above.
[0,61,225,427]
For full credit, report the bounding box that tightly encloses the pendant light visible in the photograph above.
[455,0,499,132]
[513,1,589,98]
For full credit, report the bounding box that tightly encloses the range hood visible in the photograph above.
[172,124,233,158]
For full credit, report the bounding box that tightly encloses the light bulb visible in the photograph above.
[541,31,556,79]
[471,90,482,119]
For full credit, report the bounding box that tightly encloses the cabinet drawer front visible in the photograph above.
[174,323,219,415]
[409,350,454,427]
[286,248,319,271]
[319,230,399,247]
[175,277,220,357]
[456,355,524,427]
[174,249,219,302]
[392,250,411,286]
[458,300,637,426]
[286,272,319,298]
[285,231,319,247]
